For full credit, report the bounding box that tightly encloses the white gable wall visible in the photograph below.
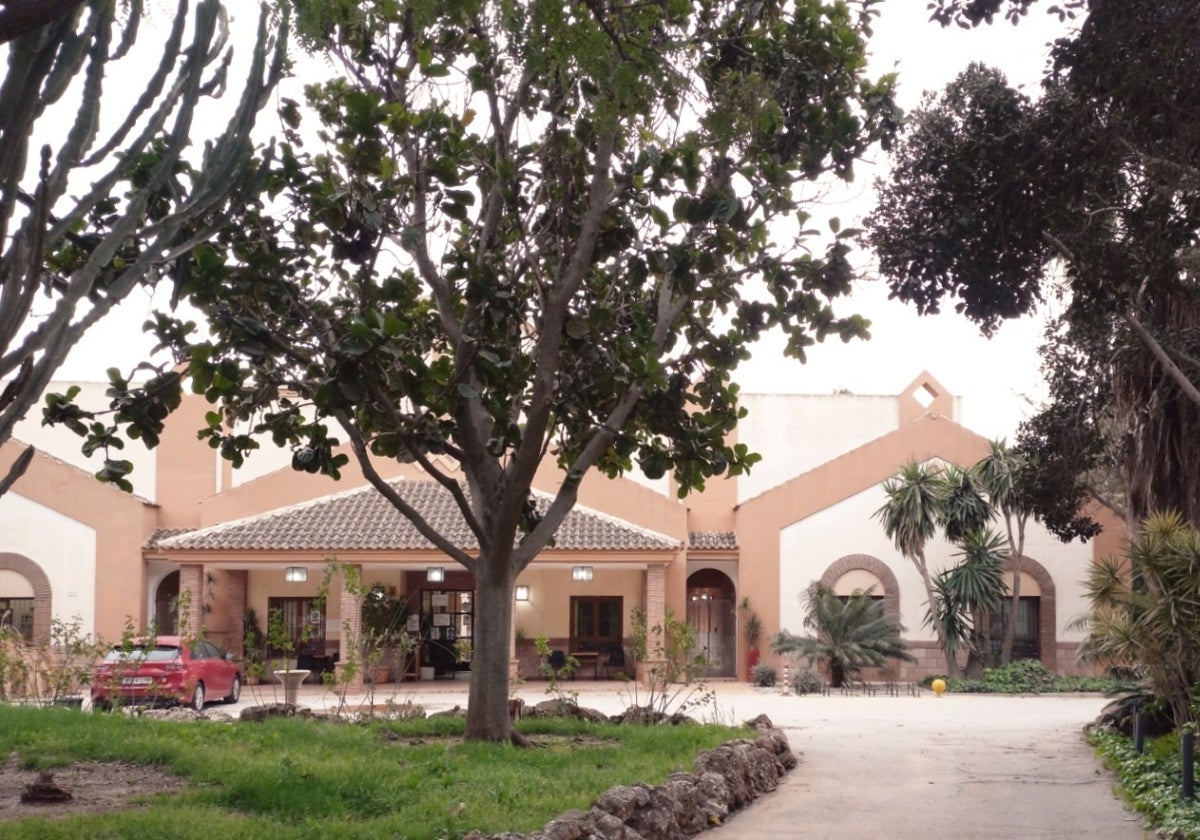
[779,481,1095,646]
[0,492,97,635]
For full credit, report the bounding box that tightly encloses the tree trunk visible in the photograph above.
[999,515,1026,664]
[914,551,960,678]
[464,561,516,743]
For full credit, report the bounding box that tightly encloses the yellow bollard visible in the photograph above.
[931,678,946,697]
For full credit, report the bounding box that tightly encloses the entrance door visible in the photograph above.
[686,569,735,678]
[154,572,179,635]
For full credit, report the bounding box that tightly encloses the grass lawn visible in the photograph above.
[0,706,747,839]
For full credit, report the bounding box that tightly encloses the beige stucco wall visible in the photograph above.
[0,492,97,632]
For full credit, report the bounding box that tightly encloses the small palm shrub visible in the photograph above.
[773,582,914,687]
[751,663,777,687]
[791,667,823,695]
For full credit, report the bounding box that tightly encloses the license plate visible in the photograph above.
[121,677,152,686]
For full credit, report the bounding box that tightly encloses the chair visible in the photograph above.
[546,649,567,678]
[602,645,625,679]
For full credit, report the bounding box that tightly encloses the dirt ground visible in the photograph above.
[0,754,188,822]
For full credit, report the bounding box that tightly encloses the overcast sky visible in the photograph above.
[53,1,1073,441]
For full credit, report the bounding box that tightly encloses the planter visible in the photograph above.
[368,665,391,685]
[274,669,311,706]
[419,666,435,681]
[746,648,760,681]
[454,669,471,681]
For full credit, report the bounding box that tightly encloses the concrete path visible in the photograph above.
[223,680,1151,839]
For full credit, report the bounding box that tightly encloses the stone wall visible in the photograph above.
[462,715,795,840]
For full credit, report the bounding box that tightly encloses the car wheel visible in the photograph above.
[225,675,241,704]
[189,683,205,712]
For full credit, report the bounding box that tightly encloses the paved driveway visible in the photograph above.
[223,681,1150,839]
[703,688,1150,839]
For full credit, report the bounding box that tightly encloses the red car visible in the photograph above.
[91,636,242,711]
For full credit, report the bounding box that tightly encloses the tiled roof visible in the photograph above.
[150,479,681,553]
[145,528,194,548]
[689,530,738,551]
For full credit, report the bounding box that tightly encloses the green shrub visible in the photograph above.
[791,667,823,695]
[751,663,777,687]
[922,662,1124,694]
[1090,727,1200,839]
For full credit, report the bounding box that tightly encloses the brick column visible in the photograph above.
[178,564,205,639]
[336,565,364,691]
[638,563,668,685]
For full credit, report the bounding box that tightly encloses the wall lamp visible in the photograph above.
[571,565,594,582]
[284,566,308,583]
[426,566,445,583]
[515,585,530,602]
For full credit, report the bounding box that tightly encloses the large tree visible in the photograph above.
[0,0,285,494]
[63,0,898,742]
[867,1,1200,530]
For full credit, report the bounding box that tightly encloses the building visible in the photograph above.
[0,372,1119,684]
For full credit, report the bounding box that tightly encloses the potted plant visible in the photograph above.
[454,638,472,680]
[741,597,762,681]
[361,584,408,684]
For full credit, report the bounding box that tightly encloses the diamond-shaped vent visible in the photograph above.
[913,382,937,409]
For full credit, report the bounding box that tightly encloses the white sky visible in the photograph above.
[54,1,1073,441]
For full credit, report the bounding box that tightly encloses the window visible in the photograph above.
[266,597,325,655]
[0,597,33,642]
[990,597,1040,660]
[570,596,622,653]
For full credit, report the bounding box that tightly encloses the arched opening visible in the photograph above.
[820,554,900,621]
[0,553,51,645]
[687,568,736,678]
[154,571,180,635]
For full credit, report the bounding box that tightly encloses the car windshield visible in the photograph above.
[102,645,181,663]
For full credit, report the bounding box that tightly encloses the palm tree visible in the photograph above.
[772,583,914,688]
[875,460,959,675]
[1075,511,1200,729]
[933,528,1007,677]
[974,439,1034,663]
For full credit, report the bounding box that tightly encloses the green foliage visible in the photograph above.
[626,609,713,721]
[740,597,762,648]
[1090,728,1200,840]
[751,663,777,687]
[534,634,578,707]
[69,0,898,742]
[772,582,913,688]
[923,661,1124,694]
[1075,512,1200,729]
[0,705,745,838]
[869,2,1200,531]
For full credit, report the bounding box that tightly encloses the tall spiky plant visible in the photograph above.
[1074,511,1200,728]
[875,460,958,675]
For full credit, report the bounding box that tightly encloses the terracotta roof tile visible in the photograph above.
[152,479,681,553]
[688,530,738,551]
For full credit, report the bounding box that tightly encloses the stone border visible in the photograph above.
[463,714,796,840]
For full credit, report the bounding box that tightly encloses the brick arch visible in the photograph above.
[0,552,52,645]
[820,554,900,620]
[1008,554,1057,671]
